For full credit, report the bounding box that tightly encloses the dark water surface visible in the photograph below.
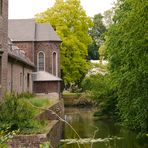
[60,107,147,148]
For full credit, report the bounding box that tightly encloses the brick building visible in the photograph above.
[7,42,34,94]
[0,0,8,99]
[8,19,62,94]
[0,0,62,98]
[0,0,34,99]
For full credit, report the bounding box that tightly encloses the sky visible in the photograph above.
[9,0,116,19]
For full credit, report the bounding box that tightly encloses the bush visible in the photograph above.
[0,93,42,132]
[18,92,35,99]
[106,0,148,134]
[81,74,118,117]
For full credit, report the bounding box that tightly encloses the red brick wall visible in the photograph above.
[33,81,60,94]
[34,41,61,77]
[13,41,61,78]
[7,60,33,94]
[0,0,8,99]
[13,41,34,63]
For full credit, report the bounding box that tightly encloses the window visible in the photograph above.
[52,52,57,76]
[27,73,30,88]
[20,73,22,86]
[37,51,45,71]
[0,0,2,16]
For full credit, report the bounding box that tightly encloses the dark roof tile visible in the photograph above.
[8,19,61,42]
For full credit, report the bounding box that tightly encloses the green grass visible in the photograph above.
[0,93,55,137]
[20,120,49,134]
[21,96,53,115]
[62,92,81,99]
[19,96,54,134]
[27,97,51,108]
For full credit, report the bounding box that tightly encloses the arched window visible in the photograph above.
[52,52,58,76]
[0,0,3,16]
[37,51,45,71]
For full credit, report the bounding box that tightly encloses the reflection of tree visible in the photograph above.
[63,108,143,148]
[64,108,97,139]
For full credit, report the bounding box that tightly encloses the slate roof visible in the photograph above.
[32,71,62,82]
[8,19,61,42]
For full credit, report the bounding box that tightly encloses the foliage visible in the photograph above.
[91,62,107,71]
[99,44,107,62]
[81,74,117,117]
[36,0,93,86]
[0,93,47,134]
[24,96,51,108]
[0,129,17,147]
[63,91,94,107]
[40,142,50,148]
[103,9,114,28]
[106,0,148,133]
[18,92,35,99]
[88,13,106,60]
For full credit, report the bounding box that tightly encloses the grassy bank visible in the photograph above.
[62,92,95,107]
[0,93,54,135]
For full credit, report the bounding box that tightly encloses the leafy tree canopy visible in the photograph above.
[103,9,114,28]
[106,0,148,133]
[36,0,93,86]
[88,13,106,60]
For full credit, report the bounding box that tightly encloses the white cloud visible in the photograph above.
[9,0,116,19]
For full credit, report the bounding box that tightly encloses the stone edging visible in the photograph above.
[7,99,64,148]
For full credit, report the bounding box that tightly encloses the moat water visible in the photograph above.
[60,107,147,148]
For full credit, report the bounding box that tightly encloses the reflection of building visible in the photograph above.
[0,0,33,99]
[8,19,62,94]
[0,0,62,99]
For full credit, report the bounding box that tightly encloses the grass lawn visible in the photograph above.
[19,95,53,115]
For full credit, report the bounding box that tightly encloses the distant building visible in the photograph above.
[8,19,62,94]
[0,0,62,99]
[0,0,33,99]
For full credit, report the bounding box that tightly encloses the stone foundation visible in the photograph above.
[7,99,64,148]
[37,99,64,120]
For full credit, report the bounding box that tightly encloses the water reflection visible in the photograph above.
[60,107,147,148]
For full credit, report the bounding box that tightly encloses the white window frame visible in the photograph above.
[37,51,45,71]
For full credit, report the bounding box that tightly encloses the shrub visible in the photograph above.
[0,93,42,132]
[81,74,118,117]
[26,97,51,108]
[18,92,35,99]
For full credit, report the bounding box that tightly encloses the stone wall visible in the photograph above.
[7,60,33,94]
[37,99,64,120]
[33,81,61,94]
[0,0,8,99]
[13,42,35,63]
[8,99,64,148]
[13,41,61,78]
[8,120,63,148]
[34,41,61,77]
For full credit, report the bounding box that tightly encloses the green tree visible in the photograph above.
[36,0,93,87]
[99,44,106,63]
[88,13,106,60]
[106,0,148,133]
[103,9,114,28]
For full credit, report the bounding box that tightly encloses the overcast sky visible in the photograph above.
[9,0,116,19]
